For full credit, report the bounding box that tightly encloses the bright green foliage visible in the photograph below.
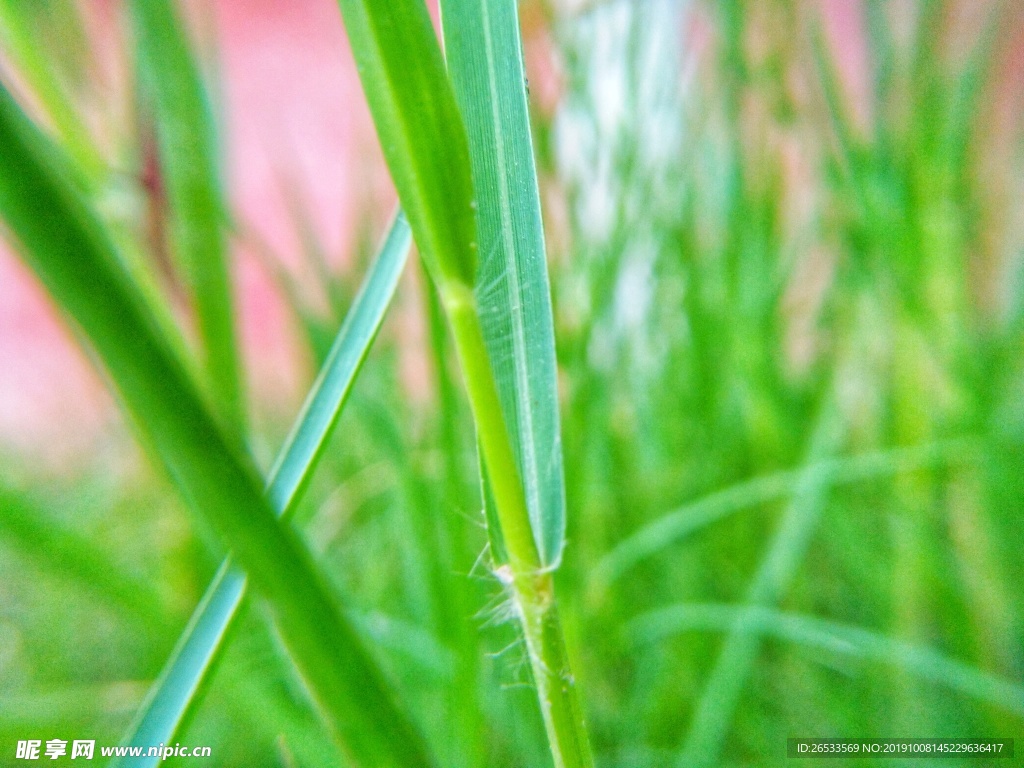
[628,604,1024,717]
[0,483,169,624]
[594,438,977,588]
[333,0,477,290]
[0,0,100,176]
[327,1,590,764]
[118,560,243,768]
[440,3,590,765]
[268,211,412,513]
[676,402,845,766]
[550,2,1022,764]
[0,2,1022,767]
[121,211,411,763]
[0,84,431,768]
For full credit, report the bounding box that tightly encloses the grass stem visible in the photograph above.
[445,282,594,768]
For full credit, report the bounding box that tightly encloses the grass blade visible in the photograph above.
[594,439,978,588]
[130,0,243,432]
[0,482,168,624]
[330,3,593,765]
[267,210,411,511]
[628,604,1024,719]
[0,83,432,768]
[119,560,242,764]
[442,0,567,567]
[332,0,476,291]
[676,404,844,768]
[119,210,412,763]
[438,5,592,765]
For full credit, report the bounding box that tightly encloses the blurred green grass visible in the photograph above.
[1,0,1022,765]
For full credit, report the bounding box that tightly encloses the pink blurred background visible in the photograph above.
[0,0,391,465]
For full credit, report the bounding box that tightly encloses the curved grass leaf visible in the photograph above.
[119,211,411,764]
[627,603,1024,719]
[130,0,243,432]
[0,482,169,625]
[441,0,567,567]
[672,408,842,768]
[594,438,978,587]
[332,0,476,291]
[0,84,432,768]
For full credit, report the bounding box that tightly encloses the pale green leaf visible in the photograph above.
[595,438,978,587]
[119,211,411,764]
[628,603,1024,718]
[441,0,567,567]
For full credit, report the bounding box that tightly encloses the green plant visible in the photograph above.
[1,0,588,766]
[1,1,1022,766]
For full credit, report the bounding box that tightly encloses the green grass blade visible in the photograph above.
[594,439,978,588]
[675,405,844,768]
[441,0,567,566]
[0,0,102,177]
[328,4,592,764]
[119,211,412,764]
[478,443,509,564]
[627,604,1024,719]
[0,482,168,624]
[267,210,411,511]
[117,561,242,766]
[130,0,243,432]
[332,0,476,291]
[0,84,433,768]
